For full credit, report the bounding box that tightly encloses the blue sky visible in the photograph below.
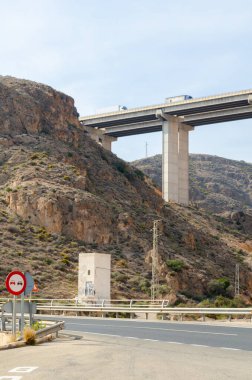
[0,0,251,163]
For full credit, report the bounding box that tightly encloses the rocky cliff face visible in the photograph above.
[0,76,252,303]
[0,75,80,144]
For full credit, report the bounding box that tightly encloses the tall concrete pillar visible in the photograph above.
[162,118,179,202]
[178,125,191,205]
[162,115,193,205]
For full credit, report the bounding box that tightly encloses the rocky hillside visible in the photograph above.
[132,154,252,214]
[0,76,252,304]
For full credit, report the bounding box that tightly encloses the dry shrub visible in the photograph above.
[23,327,36,345]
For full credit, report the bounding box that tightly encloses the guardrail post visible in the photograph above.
[101,299,105,318]
[3,316,6,331]
[180,314,183,322]
[228,314,232,322]
[145,313,148,320]
[130,300,133,308]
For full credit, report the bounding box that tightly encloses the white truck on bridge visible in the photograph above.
[165,95,193,103]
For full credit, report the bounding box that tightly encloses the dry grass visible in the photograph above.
[23,327,36,345]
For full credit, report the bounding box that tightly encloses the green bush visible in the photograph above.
[45,258,53,265]
[139,278,150,292]
[207,277,230,296]
[32,320,46,331]
[199,295,246,309]
[134,169,145,180]
[31,153,39,160]
[157,284,170,295]
[112,272,128,282]
[166,259,185,272]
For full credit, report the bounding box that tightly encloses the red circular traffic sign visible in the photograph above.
[5,271,27,295]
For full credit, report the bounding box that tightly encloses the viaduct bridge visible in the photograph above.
[80,90,252,205]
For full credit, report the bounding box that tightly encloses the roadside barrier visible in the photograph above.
[1,298,252,321]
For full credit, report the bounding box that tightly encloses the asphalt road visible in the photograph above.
[54,316,252,351]
[1,330,252,380]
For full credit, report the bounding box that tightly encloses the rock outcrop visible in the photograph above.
[0,75,80,142]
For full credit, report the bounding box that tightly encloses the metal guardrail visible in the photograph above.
[36,305,252,317]
[35,321,65,338]
[1,298,252,321]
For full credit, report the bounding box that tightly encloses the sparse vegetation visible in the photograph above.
[207,277,231,297]
[166,259,185,272]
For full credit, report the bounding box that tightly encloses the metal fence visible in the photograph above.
[1,298,252,321]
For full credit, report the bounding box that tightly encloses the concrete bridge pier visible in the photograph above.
[83,125,117,151]
[161,115,193,205]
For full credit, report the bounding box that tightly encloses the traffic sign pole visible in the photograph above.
[12,295,16,335]
[20,292,25,333]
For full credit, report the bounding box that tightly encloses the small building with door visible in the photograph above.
[78,252,111,302]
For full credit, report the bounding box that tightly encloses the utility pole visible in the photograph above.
[235,263,240,296]
[151,220,160,302]
[145,142,148,158]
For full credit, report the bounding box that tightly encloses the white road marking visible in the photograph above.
[127,337,140,339]
[9,368,38,374]
[66,322,237,336]
[0,377,22,380]
[191,344,208,348]
[75,331,243,352]
[79,332,121,338]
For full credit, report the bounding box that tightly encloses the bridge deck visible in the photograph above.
[80,90,252,137]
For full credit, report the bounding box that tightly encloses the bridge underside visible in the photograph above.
[80,90,252,205]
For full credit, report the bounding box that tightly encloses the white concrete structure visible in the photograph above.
[78,252,111,301]
[84,125,117,151]
[160,115,193,204]
[80,90,252,205]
